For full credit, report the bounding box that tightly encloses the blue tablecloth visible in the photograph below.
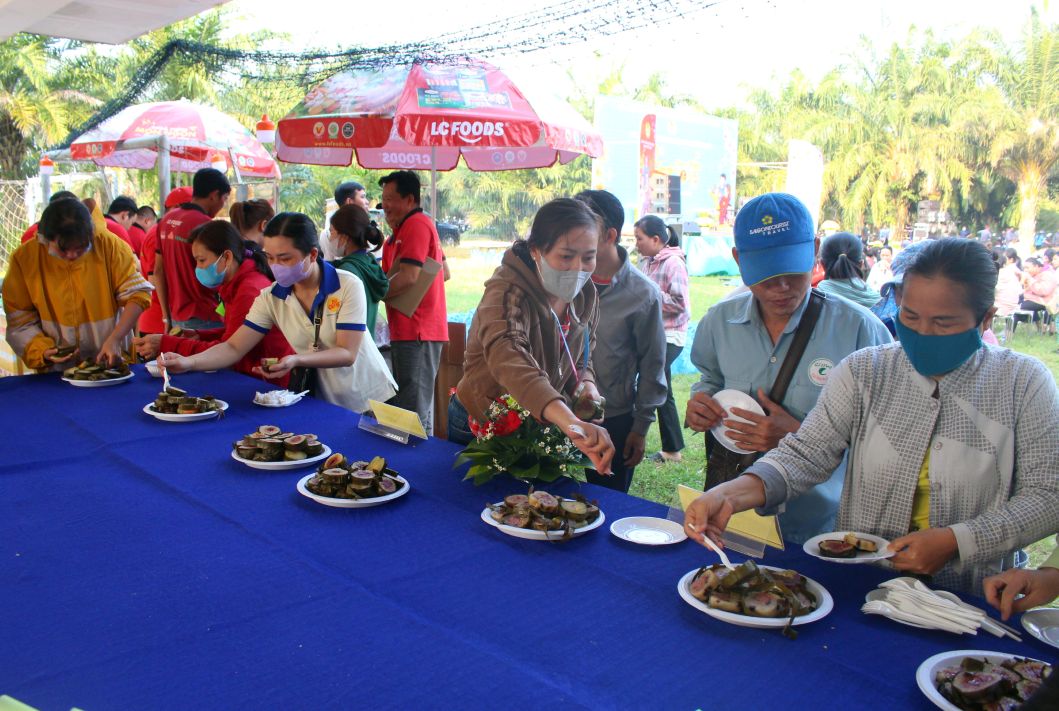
[0,368,1051,710]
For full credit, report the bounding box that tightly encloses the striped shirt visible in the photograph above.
[749,343,1059,592]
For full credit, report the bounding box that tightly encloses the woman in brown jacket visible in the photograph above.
[449,198,614,474]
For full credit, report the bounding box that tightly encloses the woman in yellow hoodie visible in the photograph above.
[3,197,151,370]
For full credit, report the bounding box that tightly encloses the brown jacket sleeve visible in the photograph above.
[474,282,565,420]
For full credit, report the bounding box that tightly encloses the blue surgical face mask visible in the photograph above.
[536,255,592,303]
[894,313,983,377]
[195,254,226,288]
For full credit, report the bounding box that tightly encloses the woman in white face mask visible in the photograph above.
[450,198,615,475]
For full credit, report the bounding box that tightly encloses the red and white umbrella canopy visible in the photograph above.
[70,100,279,178]
[276,59,602,170]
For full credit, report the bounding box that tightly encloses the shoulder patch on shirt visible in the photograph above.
[808,358,833,386]
[327,296,342,314]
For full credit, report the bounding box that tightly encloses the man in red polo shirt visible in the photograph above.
[138,187,192,335]
[154,169,230,331]
[129,204,156,255]
[104,196,142,257]
[379,170,448,434]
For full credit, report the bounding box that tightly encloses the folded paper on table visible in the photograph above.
[386,257,442,317]
[368,399,428,440]
[677,484,784,550]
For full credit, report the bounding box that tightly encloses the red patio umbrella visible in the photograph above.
[276,58,602,209]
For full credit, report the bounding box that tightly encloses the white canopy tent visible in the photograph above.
[0,0,231,44]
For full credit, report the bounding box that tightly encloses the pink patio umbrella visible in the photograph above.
[69,99,280,179]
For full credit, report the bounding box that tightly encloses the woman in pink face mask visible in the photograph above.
[159,212,396,413]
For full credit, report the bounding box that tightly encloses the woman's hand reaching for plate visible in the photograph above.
[565,420,614,475]
[683,475,768,545]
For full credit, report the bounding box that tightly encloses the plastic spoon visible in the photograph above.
[861,599,935,630]
[927,590,1020,641]
[159,356,172,392]
[866,589,976,630]
[861,601,969,633]
[882,591,982,633]
[699,532,736,570]
[862,595,974,634]
[882,578,1021,640]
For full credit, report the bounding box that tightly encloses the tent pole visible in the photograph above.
[430,146,438,218]
[157,135,171,208]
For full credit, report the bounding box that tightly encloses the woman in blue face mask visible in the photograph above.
[134,220,294,385]
[158,212,396,414]
[684,238,1059,594]
[449,198,616,476]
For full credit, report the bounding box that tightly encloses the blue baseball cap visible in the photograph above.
[733,192,816,286]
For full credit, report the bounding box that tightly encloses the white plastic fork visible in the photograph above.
[160,357,172,392]
[699,532,736,570]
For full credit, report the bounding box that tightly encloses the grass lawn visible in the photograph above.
[445,252,1058,568]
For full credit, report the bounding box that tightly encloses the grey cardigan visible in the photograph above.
[593,247,667,435]
[748,342,1059,593]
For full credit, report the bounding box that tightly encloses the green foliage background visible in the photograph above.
[2,7,1059,251]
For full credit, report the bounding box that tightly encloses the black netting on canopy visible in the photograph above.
[56,0,728,148]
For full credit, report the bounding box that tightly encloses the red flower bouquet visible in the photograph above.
[454,394,590,485]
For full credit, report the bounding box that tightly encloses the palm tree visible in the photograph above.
[959,10,1059,254]
[804,33,971,236]
[0,35,100,179]
[439,158,591,239]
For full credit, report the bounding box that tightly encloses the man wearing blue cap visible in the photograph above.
[684,192,892,543]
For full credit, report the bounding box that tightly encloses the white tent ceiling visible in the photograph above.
[0,0,231,45]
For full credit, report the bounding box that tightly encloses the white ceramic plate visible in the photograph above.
[143,399,229,422]
[62,372,134,388]
[230,444,332,471]
[296,472,409,508]
[480,502,606,540]
[1021,608,1059,650]
[610,516,687,545]
[677,565,834,629]
[145,360,162,378]
[803,531,895,564]
[253,391,304,408]
[916,650,1051,711]
[709,389,765,454]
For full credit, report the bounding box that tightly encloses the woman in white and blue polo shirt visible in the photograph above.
[159,212,395,413]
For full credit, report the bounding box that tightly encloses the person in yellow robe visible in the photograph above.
[3,197,151,370]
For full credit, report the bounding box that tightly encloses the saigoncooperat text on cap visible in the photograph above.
[164,186,194,209]
[733,192,816,286]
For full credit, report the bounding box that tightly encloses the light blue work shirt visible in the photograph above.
[690,289,893,543]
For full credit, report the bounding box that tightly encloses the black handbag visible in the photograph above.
[287,302,323,397]
[704,290,825,491]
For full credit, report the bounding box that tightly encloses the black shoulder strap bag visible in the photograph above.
[287,302,324,397]
[703,289,825,491]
